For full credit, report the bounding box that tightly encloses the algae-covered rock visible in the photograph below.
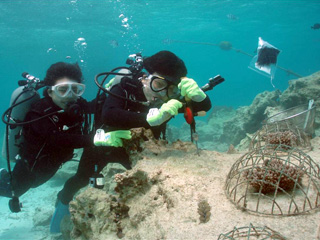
[280,71,320,108]
[219,90,281,146]
[102,163,127,195]
[68,136,209,239]
[280,71,320,129]
[69,188,118,240]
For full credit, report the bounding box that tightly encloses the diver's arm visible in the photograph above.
[177,77,212,113]
[46,133,93,148]
[190,94,212,112]
[101,86,150,129]
[177,94,212,114]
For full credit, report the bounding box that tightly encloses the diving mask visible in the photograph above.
[147,74,180,99]
[51,82,85,98]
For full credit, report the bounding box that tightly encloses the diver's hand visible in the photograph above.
[178,77,206,102]
[104,77,115,89]
[94,129,131,147]
[146,99,183,126]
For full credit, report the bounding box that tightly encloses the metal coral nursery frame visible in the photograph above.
[218,223,287,239]
[225,145,320,216]
[249,121,312,151]
[251,100,316,151]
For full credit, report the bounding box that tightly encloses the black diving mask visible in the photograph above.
[147,74,180,99]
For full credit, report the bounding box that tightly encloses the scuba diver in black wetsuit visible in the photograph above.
[54,51,212,232]
[101,52,211,134]
[0,62,93,198]
[0,62,131,233]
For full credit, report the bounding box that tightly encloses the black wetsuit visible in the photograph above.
[58,77,211,204]
[1,97,94,198]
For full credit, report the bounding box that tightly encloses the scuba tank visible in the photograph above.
[1,72,43,213]
[2,85,40,162]
[94,53,145,106]
[105,68,132,91]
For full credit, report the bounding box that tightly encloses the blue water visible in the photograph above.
[1,0,319,111]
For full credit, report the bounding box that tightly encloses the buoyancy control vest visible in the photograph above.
[20,98,85,162]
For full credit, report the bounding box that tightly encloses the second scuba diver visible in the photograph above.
[0,62,131,232]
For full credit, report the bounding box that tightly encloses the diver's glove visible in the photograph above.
[104,77,115,89]
[178,77,206,102]
[94,129,132,147]
[147,99,183,126]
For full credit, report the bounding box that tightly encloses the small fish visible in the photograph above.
[311,23,320,30]
[109,40,118,48]
[65,56,71,59]
[227,14,238,20]
[162,38,173,44]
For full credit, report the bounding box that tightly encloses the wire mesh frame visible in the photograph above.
[265,102,316,136]
[249,121,312,151]
[225,145,320,216]
[218,223,287,240]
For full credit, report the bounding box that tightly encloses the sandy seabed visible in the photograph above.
[1,138,320,240]
[114,148,320,240]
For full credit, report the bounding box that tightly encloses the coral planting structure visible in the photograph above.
[268,102,316,136]
[218,223,287,239]
[250,101,316,151]
[225,145,320,216]
[250,121,312,151]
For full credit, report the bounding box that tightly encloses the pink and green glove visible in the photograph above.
[94,129,131,147]
[146,99,183,126]
[178,77,206,102]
